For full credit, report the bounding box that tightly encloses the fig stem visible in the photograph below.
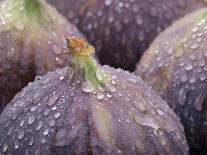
[23,0,42,19]
[67,37,108,87]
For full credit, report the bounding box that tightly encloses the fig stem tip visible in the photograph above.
[67,37,95,57]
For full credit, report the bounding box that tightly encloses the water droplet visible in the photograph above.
[104,0,111,6]
[181,74,188,82]
[96,92,104,100]
[107,93,112,98]
[14,21,24,30]
[29,137,35,146]
[96,70,103,81]
[59,76,64,80]
[156,109,164,116]
[7,48,15,60]
[43,129,49,136]
[41,137,46,144]
[48,95,59,106]
[200,74,206,81]
[175,48,184,58]
[190,43,199,50]
[54,112,61,118]
[43,109,50,116]
[20,120,24,126]
[36,121,43,130]
[49,120,55,127]
[161,138,166,145]
[18,130,24,139]
[14,141,19,149]
[82,81,94,93]
[30,106,37,112]
[189,76,196,84]
[28,116,35,124]
[178,87,186,106]
[7,127,14,135]
[110,86,116,92]
[185,64,193,71]
[3,144,8,152]
[189,54,196,60]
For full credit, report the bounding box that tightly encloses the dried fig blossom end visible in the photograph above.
[67,37,110,87]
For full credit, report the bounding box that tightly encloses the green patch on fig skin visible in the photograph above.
[90,103,114,145]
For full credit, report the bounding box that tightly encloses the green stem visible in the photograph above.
[23,0,42,19]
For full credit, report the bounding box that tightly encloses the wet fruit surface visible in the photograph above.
[48,0,206,71]
[0,38,189,155]
[0,0,84,113]
[136,8,207,154]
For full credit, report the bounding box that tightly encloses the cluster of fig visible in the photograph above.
[137,8,207,154]
[0,0,206,155]
[48,0,207,71]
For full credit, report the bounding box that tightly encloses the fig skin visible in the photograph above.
[136,8,207,154]
[48,0,206,71]
[0,0,85,113]
[0,38,189,155]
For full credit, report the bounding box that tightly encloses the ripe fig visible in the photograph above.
[0,38,189,155]
[48,0,206,71]
[136,8,207,154]
[0,0,84,113]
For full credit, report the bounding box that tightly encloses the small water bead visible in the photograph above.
[14,21,24,31]
[14,140,19,149]
[104,0,111,6]
[7,127,14,135]
[156,109,164,116]
[185,64,193,71]
[189,54,196,60]
[200,74,206,81]
[82,82,94,93]
[54,112,61,118]
[30,106,37,112]
[43,109,50,116]
[36,121,43,130]
[96,92,104,100]
[2,144,8,152]
[28,116,36,124]
[190,42,199,50]
[20,120,24,126]
[106,93,112,98]
[110,86,116,92]
[198,60,205,67]
[29,137,35,146]
[181,74,188,82]
[43,129,49,136]
[52,106,57,110]
[41,137,46,144]
[18,130,24,139]
[59,76,64,80]
[175,48,184,58]
[48,95,59,106]
[189,76,196,84]
[49,120,55,127]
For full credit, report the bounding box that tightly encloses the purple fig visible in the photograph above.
[48,0,206,71]
[0,37,188,155]
[0,0,85,113]
[136,8,207,154]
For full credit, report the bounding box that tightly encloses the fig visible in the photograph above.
[48,0,206,71]
[0,0,85,113]
[0,38,189,155]
[136,8,207,154]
